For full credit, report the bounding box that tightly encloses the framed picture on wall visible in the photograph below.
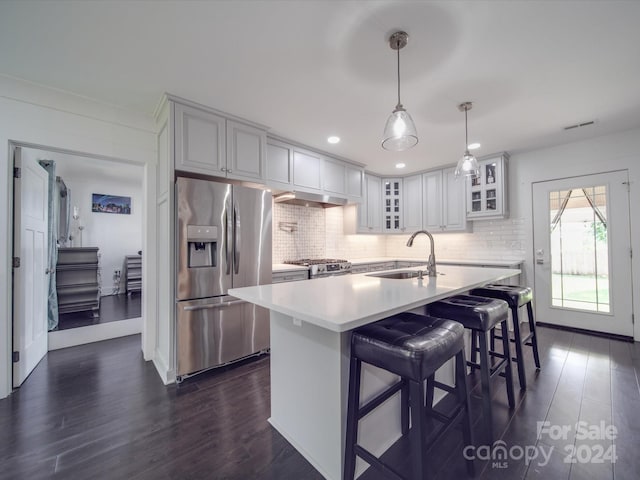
[91,193,132,215]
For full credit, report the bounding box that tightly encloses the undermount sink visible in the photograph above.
[366,270,446,280]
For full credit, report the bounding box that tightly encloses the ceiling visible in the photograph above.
[2,0,640,175]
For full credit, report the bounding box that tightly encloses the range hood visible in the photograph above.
[273,191,347,208]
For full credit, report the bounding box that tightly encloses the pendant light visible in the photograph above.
[454,102,480,178]
[382,31,418,151]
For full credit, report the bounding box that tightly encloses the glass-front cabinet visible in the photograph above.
[466,154,509,219]
[382,178,403,232]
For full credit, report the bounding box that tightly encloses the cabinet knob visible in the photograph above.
[221,167,227,172]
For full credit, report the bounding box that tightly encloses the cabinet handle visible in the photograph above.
[227,169,232,173]
[221,167,227,172]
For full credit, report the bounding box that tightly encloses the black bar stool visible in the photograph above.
[426,295,515,443]
[344,312,474,480]
[470,284,541,390]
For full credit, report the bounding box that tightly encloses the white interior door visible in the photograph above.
[532,171,633,337]
[12,146,49,387]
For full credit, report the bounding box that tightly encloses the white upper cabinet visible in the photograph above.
[226,120,266,182]
[365,174,383,233]
[422,170,443,231]
[422,167,468,232]
[174,100,267,182]
[442,167,467,230]
[322,157,346,195]
[382,178,403,233]
[266,139,293,188]
[402,174,423,233]
[292,147,322,192]
[466,154,509,220]
[266,136,364,199]
[174,102,226,176]
[345,164,364,198]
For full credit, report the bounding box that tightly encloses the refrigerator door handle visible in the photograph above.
[234,202,240,275]
[225,203,232,275]
[182,300,245,311]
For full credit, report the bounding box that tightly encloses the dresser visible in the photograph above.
[56,247,100,316]
[125,254,142,294]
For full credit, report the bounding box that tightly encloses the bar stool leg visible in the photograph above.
[527,302,541,369]
[455,349,475,477]
[500,319,516,408]
[409,379,427,480]
[477,329,494,443]
[344,355,361,480]
[401,379,410,435]
[510,305,527,390]
[425,373,435,410]
[470,330,479,365]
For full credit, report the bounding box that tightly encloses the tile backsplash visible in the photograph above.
[272,203,526,263]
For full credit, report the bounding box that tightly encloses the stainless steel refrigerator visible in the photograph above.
[175,176,272,379]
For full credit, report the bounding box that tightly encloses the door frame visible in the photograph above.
[4,140,154,395]
[532,170,634,337]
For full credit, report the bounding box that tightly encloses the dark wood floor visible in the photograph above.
[1,327,639,480]
[56,293,142,330]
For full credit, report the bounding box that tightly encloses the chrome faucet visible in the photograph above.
[406,230,437,277]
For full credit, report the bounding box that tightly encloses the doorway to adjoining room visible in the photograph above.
[14,146,144,359]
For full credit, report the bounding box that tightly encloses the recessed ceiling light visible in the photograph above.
[327,136,340,144]
[468,143,481,150]
[395,163,406,169]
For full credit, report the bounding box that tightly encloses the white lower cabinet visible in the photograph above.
[272,270,309,283]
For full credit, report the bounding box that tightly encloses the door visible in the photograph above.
[176,177,232,300]
[12,146,49,387]
[177,296,267,376]
[532,171,633,336]
[231,185,272,289]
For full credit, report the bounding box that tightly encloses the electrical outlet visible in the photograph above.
[114,269,121,278]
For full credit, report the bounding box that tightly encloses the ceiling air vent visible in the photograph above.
[563,120,596,131]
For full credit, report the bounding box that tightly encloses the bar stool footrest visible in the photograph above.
[358,379,405,420]
[354,445,404,480]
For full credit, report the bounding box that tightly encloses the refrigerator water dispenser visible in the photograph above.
[187,225,217,268]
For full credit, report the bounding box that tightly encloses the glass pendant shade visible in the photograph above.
[382,106,418,151]
[455,101,479,178]
[455,150,480,177]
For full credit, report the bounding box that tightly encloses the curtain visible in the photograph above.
[38,160,59,331]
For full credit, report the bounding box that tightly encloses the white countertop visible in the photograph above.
[348,257,524,268]
[272,263,309,273]
[231,265,520,333]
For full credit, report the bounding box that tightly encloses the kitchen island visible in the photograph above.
[229,265,520,480]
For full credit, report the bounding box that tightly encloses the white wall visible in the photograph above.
[0,76,156,399]
[509,128,640,341]
[54,161,143,295]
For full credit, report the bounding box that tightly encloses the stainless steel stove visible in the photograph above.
[284,258,352,279]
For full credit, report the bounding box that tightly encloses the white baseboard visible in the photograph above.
[152,348,176,385]
[48,317,142,350]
